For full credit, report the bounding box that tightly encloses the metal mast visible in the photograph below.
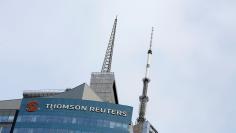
[101,17,118,72]
[137,27,154,123]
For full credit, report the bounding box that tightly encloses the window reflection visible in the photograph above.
[14,128,99,133]
[16,114,129,131]
[0,115,15,122]
[0,127,11,133]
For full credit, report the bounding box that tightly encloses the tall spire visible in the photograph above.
[101,17,118,72]
[137,27,154,123]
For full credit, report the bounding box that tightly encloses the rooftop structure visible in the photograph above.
[101,16,117,73]
[23,89,65,98]
[90,17,119,104]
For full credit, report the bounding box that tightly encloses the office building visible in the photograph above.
[14,85,132,133]
[0,18,158,133]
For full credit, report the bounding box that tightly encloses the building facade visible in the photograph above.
[0,99,21,133]
[0,83,133,133]
[13,98,132,133]
[0,109,16,133]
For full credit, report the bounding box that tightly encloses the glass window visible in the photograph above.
[122,124,128,129]
[72,118,76,124]
[14,115,130,132]
[8,115,15,122]
[0,115,15,122]
[2,127,11,133]
[0,116,8,122]
[110,121,115,128]
[116,122,121,128]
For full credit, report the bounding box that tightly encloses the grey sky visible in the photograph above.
[0,0,236,132]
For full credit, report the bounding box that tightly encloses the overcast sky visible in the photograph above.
[0,0,236,132]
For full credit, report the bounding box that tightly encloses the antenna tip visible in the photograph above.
[115,15,118,19]
[149,27,154,50]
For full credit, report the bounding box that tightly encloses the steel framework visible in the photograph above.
[101,17,117,72]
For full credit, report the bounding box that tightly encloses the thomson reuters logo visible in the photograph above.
[26,101,39,112]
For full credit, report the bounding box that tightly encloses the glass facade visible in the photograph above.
[0,127,11,133]
[0,115,14,123]
[14,98,133,133]
[0,109,16,133]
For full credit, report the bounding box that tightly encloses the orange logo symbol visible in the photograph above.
[26,101,39,112]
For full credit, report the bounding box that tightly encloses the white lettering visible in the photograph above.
[69,105,75,110]
[122,111,127,117]
[95,107,100,112]
[107,109,112,114]
[89,106,95,112]
[56,104,62,109]
[43,103,128,117]
[81,106,87,111]
[100,108,106,113]
[111,109,116,115]
[75,105,80,110]
[117,110,123,116]
[62,104,69,109]
[45,104,50,108]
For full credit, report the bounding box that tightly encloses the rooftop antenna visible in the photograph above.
[137,27,154,123]
[101,16,118,72]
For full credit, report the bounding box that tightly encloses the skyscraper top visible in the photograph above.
[101,17,118,72]
[90,17,119,104]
